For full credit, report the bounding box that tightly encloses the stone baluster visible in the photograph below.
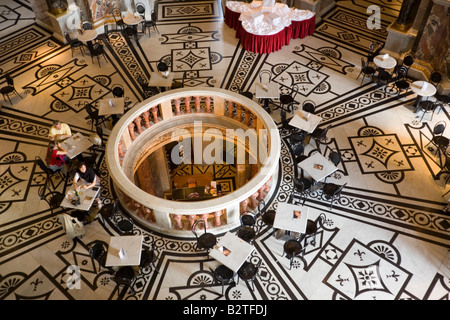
[173,214,184,230]
[142,110,151,129]
[151,106,159,123]
[134,116,143,134]
[188,214,196,229]
[128,122,136,141]
[201,213,210,229]
[257,185,266,201]
[227,100,234,118]
[240,198,249,213]
[174,98,182,115]
[213,210,223,227]
[184,96,191,113]
[236,105,243,122]
[250,191,259,209]
[205,96,211,113]
[118,140,124,158]
[245,109,251,126]
[194,96,202,113]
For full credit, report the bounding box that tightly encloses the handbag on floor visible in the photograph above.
[58,214,85,239]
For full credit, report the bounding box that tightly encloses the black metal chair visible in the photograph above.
[377,70,392,86]
[293,176,311,205]
[98,200,119,225]
[88,241,109,272]
[86,41,108,67]
[64,32,85,57]
[35,156,66,186]
[84,102,106,130]
[1,73,23,105]
[321,182,346,210]
[303,213,326,247]
[425,121,449,167]
[237,211,257,244]
[112,84,125,98]
[137,75,160,98]
[113,266,136,293]
[139,243,159,274]
[123,24,138,41]
[309,124,331,151]
[279,84,299,112]
[418,100,438,122]
[38,184,66,216]
[393,66,410,94]
[112,8,125,32]
[213,264,235,295]
[192,218,217,253]
[357,58,375,85]
[257,199,276,236]
[302,100,316,114]
[324,150,341,182]
[237,260,261,291]
[429,71,442,87]
[142,10,159,35]
[281,238,305,270]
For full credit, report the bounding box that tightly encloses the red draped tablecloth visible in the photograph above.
[226,6,316,54]
[225,6,242,29]
[291,15,316,39]
[237,27,288,54]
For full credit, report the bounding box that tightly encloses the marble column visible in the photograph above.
[393,0,421,31]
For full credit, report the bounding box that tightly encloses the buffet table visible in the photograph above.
[225,1,315,54]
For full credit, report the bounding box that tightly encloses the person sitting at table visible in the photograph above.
[72,162,102,208]
[46,140,69,174]
[48,120,72,142]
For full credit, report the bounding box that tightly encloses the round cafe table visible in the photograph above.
[123,14,143,25]
[411,80,436,112]
[77,29,98,42]
[373,54,397,70]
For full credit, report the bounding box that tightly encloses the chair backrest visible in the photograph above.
[151,10,157,21]
[192,218,207,238]
[290,84,299,100]
[430,71,442,85]
[112,85,124,97]
[302,100,315,113]
[157,62,168,72]
[104,23,109,35]
[293,176,309,192]
[329,151,341,166]
[64,32,73,45]
[240,211,257,227]
[403,55,414,67]
[86,40,95,53]
[433,121,446,136]
[396,65,408,79]
[5,73,14,86]
[361,57,366,69]
[259,70,272,84]
[82,21,92,30]
[136,3,146,15]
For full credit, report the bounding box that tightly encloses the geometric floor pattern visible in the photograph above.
[0,0,448,301]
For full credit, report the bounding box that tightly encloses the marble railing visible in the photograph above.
[106,87,281,237]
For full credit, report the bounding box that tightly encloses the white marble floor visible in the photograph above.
[0,0,448,301]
